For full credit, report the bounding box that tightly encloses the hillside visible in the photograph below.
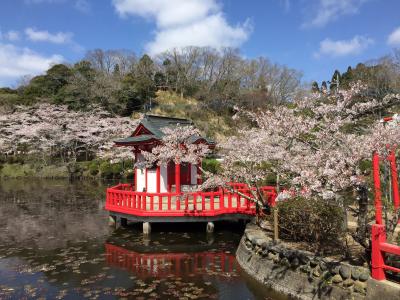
[142,91,237,142]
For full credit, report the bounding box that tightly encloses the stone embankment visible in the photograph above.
[236,223,400,300]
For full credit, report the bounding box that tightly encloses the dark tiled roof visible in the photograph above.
[140,115,193,138]
[115,114,215,146]
[114,134,157,144]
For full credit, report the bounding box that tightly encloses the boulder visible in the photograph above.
[339,265,351,279]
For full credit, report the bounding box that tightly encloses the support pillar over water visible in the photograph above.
[143,222,151,235]
[108,215,116,227]
[206,222,214,233]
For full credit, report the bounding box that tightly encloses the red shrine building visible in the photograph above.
[114,115,215,194]
[105,114,277,234]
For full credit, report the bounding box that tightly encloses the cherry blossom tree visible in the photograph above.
[0,104,138,172]
[135,124,211,169]
[222,82,400,247]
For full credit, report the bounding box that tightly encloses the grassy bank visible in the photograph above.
[0,159,135,180]
[0,158,222,179]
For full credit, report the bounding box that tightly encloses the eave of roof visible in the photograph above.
[114,134,157,145]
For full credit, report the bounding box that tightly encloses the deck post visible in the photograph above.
[143,222,151,235]
[108,215,116,227]
[373,151,383,224]
[206,222,214,233]
[371,224,386,280]
[175,162,181,194]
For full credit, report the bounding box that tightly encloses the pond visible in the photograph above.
[0,179,287,299]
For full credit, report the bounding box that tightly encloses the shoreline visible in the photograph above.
[235,223,400,300]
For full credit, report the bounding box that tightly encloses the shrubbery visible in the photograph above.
[278,197,345,250]
[202,158,221,174]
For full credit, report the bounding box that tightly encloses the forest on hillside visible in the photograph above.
[1,47,399,117]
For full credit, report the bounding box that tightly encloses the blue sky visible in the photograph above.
[1,0,400,87]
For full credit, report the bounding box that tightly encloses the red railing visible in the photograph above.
[371,151,400,281]
[105,182,276,217]
[105,243,237,278]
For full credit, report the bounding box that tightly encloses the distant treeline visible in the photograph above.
[0,47,304,115]
[311,50,400,98]
[1,47,399,117]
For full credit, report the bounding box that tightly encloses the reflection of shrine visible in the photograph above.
[105,243,238,279]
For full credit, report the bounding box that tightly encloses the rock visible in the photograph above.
[359,271,369,282]
[300,265,308,273]
[331,264,341,275]
[255,238,266,247]
[267,252,275,260]
[299,255,310,265]
[273,255,280,264]
[260,241,268,250]
[342,278,354,288]
[291,257,300,268]
[353,281,367,294]
[245,241,252,249]
[339,265,351,279]
[332,274,343,284]
[281,257,290,267]
[261,250,268,257]
[351,268,360,280]
[310,259,319,268]
[319,261,328,271]
[312,267,321,278]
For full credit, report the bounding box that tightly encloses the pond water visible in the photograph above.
[0,179,287,300]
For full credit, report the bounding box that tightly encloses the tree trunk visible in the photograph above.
[355,184,369,249]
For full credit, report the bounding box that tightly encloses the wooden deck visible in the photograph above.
[105,183,276,223]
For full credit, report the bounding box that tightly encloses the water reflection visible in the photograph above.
[0,179,286,299]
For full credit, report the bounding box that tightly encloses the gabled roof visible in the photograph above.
[115,114,215,147]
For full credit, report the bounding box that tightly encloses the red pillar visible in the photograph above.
[156,165,160,193]
[389,149,400,211]
[175,162,181,194]
[373,151,383,225]
[371,224,386,280]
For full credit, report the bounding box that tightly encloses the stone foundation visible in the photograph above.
[236,223,400,300]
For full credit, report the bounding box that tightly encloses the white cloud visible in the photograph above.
[112,0,252,55]
[303,0,368,28]
[314,35,374,58]
[387,26,400,47]
[0,43,63,86]
[25,27,73,44]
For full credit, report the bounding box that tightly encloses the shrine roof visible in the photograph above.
[114,114,215,147]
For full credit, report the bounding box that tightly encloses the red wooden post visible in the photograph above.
[168,195,171,210]
[373,151,383,225]
[371,224,386,280]
[175,162,181,194]
[389,149,400,211]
